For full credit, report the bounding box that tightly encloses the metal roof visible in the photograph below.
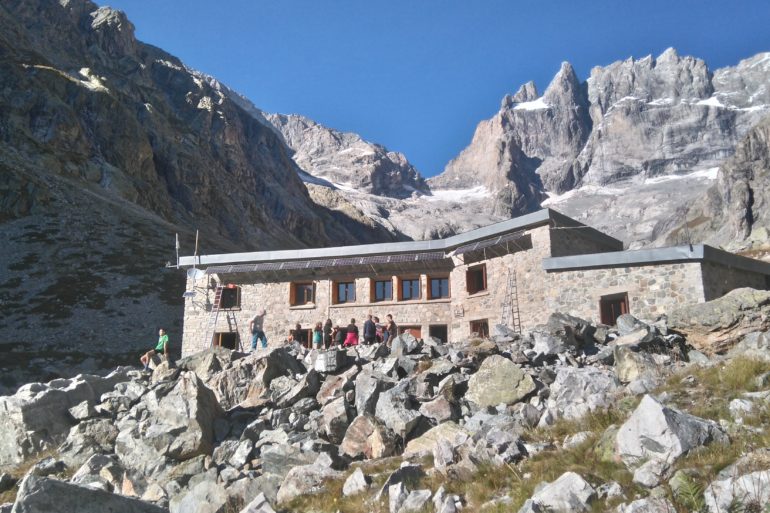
[179,208,620,268]
[204,251,449,275]
[542,244,770,276]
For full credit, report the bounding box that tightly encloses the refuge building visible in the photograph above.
[178,209,770,357]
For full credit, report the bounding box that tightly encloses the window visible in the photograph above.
[213,332,239,350]
[600,292,629,326]
[290,282,315,306]
[469,319,489,338]
[428,324,448,343]
[466,264,487,295]
[372,279,393,302]
[399,325,422,338]
[400,278,421,300]
[429,277,450,299]
[334,281,356,304]
[218,285,241,309]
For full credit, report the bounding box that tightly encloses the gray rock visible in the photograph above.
[275,460,342,505]
[342,468,370,497]
[391,333,421,357]
[67,400,97,421]
[70,454,123,491]
[0,369,130,467]
[418,395,458,423]
[355,370,397,415]
[13,474,165,513]
[0,474,15,494]
[260,444,317,478]
[517,471,596,512]
[340,414,399,460]
[616,395,728,468]
[170,480,228,513]
[376,463,424,500]
[399,489,432,513]
[388,482,408,513]
[614,345,660,383]
[238,493,276,513]
[616,498,677,513]
[115,371,224,476]
[546,366,620,420]
[466,355,535,408]
[704,468,770,512]
[632,459,669,488]
[374,381,423,439]
[320,396,351,444]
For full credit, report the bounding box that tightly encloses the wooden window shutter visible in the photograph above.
[290,283,296,306]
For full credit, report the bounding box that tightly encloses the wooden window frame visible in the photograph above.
[469,319,489,338]
[290,282,315,306]
[219,285,241,310]
[466,264,487,295]
[428,275,450,300]
[333,280,356,304]
[371,278,393,303]
[398,276,421,301]
[599,292,629,326]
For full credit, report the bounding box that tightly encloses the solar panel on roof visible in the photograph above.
[205,251,449,275]
[452,230,525,255]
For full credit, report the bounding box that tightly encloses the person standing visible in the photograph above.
[140,328,169,371]
[363,314,376,345]
[344,318,359,347]
[385,314,398,346]
[323,319,333,349]
[292,322,305,348]
[249,309,268,351]
[312,321,323,349]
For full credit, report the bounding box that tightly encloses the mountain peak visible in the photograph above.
[657,47,680,62]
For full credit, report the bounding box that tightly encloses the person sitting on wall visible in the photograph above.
[343,318,359,347]
[363,314,377,345]
[140,328,169,371]
[249,309,268,351]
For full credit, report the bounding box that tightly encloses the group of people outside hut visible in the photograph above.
[289,313,398,350]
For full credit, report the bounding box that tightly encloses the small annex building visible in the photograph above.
[178,209,770,357]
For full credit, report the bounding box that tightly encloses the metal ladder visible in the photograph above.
[202,286,243,350]
[201,286,224,349]
[500,269,522,334]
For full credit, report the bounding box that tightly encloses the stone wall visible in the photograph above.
[544,262,706,324]
[701,261,768,300]
[449,226,553,338]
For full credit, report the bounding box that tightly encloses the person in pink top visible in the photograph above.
[343,318,359,346]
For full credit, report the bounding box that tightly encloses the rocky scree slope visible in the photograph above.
[0,0,398,382]
[2,288,770,512]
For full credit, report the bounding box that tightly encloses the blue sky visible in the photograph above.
[98,0,770,177]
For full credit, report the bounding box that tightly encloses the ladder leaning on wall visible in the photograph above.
[500,269,522,334]
[201,286,242,351]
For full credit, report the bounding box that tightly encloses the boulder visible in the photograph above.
[260,444,318,478]
[115,371,224,476]
[614,346,660,383]
[667,288,770,354]
[403,422,470,458]
[546,367,620,420]
[374,381,423,439]
[391,333,421,357]
[170,480,229,513]
[342,468,370,496]
[728,331,770,361]
[517,471,596,512]
[273,370,321,408]
[615,395,728,468]
[465,355,535,408]
[418,395,459,423]
[320,396,351,444]
[58,418,119,468]
[0,369,130,467]
[207,348,305,409]
[239,493,276,513]
[340,415,398,460]
[616,498,677,513]
[12,474,165,513]
[275,461,342,505]
[355,370,397,415]
[704,468,770,512]
[399,489,432,513]
[316,366,358,406]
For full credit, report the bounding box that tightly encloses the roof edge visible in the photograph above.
[543,244,770,275]
[179,208,557,268]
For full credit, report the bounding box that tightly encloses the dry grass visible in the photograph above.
[0,448,70,505]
